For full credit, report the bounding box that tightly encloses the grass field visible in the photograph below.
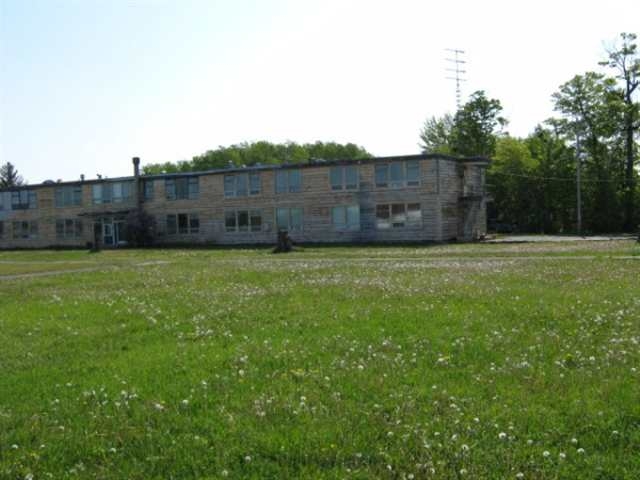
[1,240,639,479]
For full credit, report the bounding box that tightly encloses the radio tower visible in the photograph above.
[445,49,467,110]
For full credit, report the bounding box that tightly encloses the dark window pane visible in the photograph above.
[238,210,249,232]
[289,170,301,193]
[330,167,342,190]
[249,173,261,195]
[345,165,358,189]
[178,213,188,234]
[236,174,247,196]
[225,211,237,232]
[375,164,388,187]
[275,171,287,194]
[406,161,420,185]
[391,203,406,227]
[56,220,64,238]
[276,208,289,230]
[250,210,262,231]
[165,179,176,200]
[189,214,199,233]
[167,215,177,235]
[332,206,345,228]
[376,204,390,230]
[290,207,302,230]
[224,175,235,197]
[390,163,403,187]
[188,178,199,198]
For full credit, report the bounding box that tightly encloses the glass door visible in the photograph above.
[103,218,114,246]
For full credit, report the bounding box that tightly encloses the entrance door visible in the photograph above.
[103,219,115,246]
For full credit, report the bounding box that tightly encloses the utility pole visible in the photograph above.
[445,48,467,110]
[576,132,582,236]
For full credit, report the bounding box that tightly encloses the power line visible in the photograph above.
[445,48,467,110]
[488,170,624,184]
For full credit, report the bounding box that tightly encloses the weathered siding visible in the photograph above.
[0,154,489,248]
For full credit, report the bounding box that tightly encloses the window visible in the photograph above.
[375,160,421,188]
[144,180,154,201]
[224,173,260,197]
[166,177,199,200]
[92,182,132,204]
[275,169,302,193]
[11,190,37,210]
[12,221,38,239]
[376,203,421,229]
[225,210,262,233]
[56,219,83,239]
[331,205,360,231]
[0,221,3,238]
[55,186,82,207]
[275,207,303,231]
[166,213,199,235]
[330,165,359,190]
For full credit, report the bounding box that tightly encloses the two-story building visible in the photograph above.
[0,153,489,248]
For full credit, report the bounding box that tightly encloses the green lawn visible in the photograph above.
[1,241,639,479]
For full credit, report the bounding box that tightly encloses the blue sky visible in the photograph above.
[1,0,639,183]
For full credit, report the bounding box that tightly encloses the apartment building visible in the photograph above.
[0,154,489,248]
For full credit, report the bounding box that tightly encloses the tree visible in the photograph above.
[450,91,507,157]
[552,72,626,232]
[142,141,372,175]
[419,114,454,154]
[0,162,24,188]
[600,32,640,231]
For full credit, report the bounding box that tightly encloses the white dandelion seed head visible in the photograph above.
[543,450,550,458]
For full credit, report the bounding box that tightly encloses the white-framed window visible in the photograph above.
[56,219,83,239]
[330,165,359,190]
[275,207,303,231]
[275,169,302,193]
[375,160,420,188]
[165,177,199,200]
[166,213,199,235]
[55,185,82,207]
[375,203,421,229]
[92,182,133,204]
[224,173,260,197]
[12,221,38,239]
[11,190,37,210]
[331,205,360,231]
[225,209,262,232]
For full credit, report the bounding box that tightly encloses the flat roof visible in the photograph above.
[0,153,490,191]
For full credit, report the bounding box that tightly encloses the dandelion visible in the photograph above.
[244,455,252,463]
[571,437,578,444]
[460,468,467,475]
[24,474,33,480]
[516,473,524,479]
[11,444,18,449]
[498,432,507,440]
[577,448,585,454]
[221,470,229,477]
[559,452,566,460]
[181,399,190,406]
[543,450,550,458]
[461,444,470,452]
[154,402,165,411]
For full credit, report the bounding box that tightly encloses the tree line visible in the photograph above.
[421,32,639,234]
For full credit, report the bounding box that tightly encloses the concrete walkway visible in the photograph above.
[484,234,636,243]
